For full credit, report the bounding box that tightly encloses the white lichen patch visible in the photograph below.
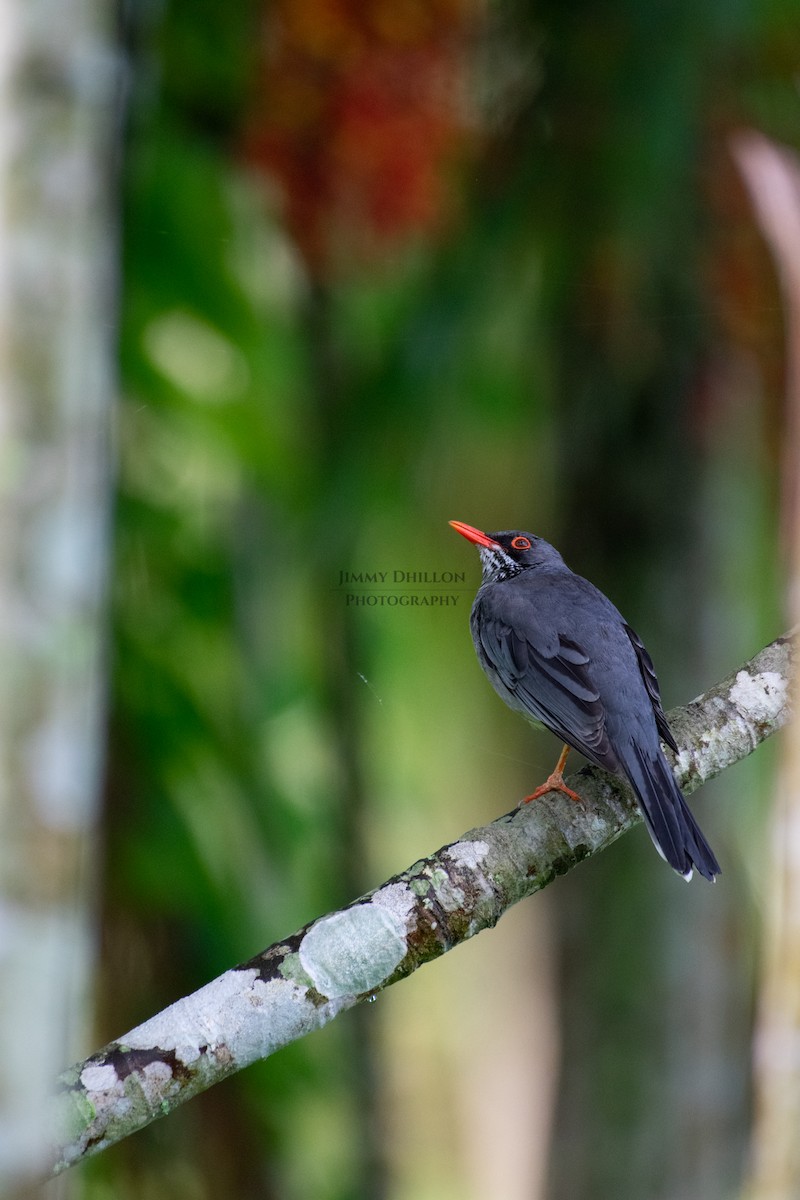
[444,839,489,871]
[370,881,416,931]
[694,700,743,761]
[675,746,695,777]
[572,809,615,846]
[118,967,316,1070]
[729,670,788,724]
[299,904,408,999]
[702,721,739,760]
[139,1060,173,1088]
[80,1063,119,1093]
[677,725,739,783]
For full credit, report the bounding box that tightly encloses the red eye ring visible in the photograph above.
[511,536,531,550]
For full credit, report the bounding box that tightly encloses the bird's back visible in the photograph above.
[470,566,662,772]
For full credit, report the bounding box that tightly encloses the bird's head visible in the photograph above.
[449,521,565,583]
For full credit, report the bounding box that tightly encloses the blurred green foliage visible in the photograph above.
[79,0,796,1196]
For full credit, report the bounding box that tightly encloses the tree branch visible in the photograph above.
[52,631,794,1173]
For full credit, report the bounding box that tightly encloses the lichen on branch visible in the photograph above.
[51,630,794,1173]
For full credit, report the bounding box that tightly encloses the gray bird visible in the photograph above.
[450,520,720,882]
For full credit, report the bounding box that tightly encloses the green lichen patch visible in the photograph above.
[276,950,316,991]
[55,1086,97,1144]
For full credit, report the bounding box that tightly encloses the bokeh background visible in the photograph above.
[3,0,800,1197]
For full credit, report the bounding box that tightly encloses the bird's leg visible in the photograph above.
[521,743,581,805]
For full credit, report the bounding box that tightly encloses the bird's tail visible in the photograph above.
[623,742,721,882]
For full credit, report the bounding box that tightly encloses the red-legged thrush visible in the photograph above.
[450,521,720,882]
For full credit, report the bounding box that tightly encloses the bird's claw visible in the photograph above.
[521,771,582,806]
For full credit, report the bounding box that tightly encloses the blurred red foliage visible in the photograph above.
[244,0,476,277]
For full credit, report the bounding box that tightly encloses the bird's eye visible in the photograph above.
[511,536,531,550]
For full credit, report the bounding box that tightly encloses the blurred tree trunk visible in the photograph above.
[735,132,800,1200]
[0,0,118,1193]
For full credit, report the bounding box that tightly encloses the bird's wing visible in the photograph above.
[622,623,678,752]
[476,613,616,769]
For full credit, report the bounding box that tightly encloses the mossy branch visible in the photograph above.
[52,631,794,1173]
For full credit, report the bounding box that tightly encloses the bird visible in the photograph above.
[449,520,720,882]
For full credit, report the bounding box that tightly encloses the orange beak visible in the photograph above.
[449,521,501,550]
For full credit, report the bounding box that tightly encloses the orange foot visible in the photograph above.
[521,744,582,805]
